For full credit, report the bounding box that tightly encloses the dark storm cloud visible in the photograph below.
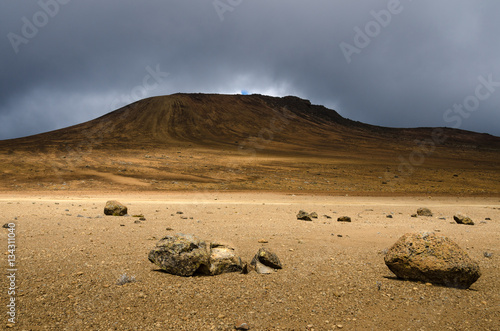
[1,0,499,140]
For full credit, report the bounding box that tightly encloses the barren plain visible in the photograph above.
[1,193,500,330]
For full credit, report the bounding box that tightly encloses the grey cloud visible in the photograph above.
[1,0,499,139]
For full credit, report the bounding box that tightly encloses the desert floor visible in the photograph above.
[1,192,499,330]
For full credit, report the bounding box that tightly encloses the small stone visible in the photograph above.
[297,210,313,221]
[324,215,332,219]
[337,216,351,222]
[166,227,174,231]
[234,320,250,330]
[416,208,433,217]
[484,252,493,258]
[411,214,417,218]
[386,214,393,218]
[453,213,474,225]
[241,262,250,274]
[104,200,128,216]
[2,223,10,228]
[176,211,184,215]
[258,239,268,243]
[310,212,318,219]
[139,217,146,221]
[251,247,282,269]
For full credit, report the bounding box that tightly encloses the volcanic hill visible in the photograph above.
[1,93,499,195]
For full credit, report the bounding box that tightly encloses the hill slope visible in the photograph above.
[1,93,499,194]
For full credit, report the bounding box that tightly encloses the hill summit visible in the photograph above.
[0,93,499,194]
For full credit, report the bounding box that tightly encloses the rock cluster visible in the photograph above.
[297,210,316,221]
[149,234,285,277]
[384,232,481,289]
[148,234,243,276]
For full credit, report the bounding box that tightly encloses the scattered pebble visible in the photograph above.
[234,320,250,330]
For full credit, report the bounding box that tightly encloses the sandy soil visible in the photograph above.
[1,192,499,330]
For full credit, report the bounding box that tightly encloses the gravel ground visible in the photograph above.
[1,192,499,330]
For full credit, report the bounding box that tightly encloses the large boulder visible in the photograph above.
[148,234,242,276]
[384,232,481,289]
[104,200,128,216]
[453,213,474,225]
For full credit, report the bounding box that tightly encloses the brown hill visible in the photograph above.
[1,93,499,195]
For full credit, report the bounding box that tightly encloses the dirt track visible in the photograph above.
[1,192,499,330]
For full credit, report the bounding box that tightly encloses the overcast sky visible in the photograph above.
[1,0,500,140]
